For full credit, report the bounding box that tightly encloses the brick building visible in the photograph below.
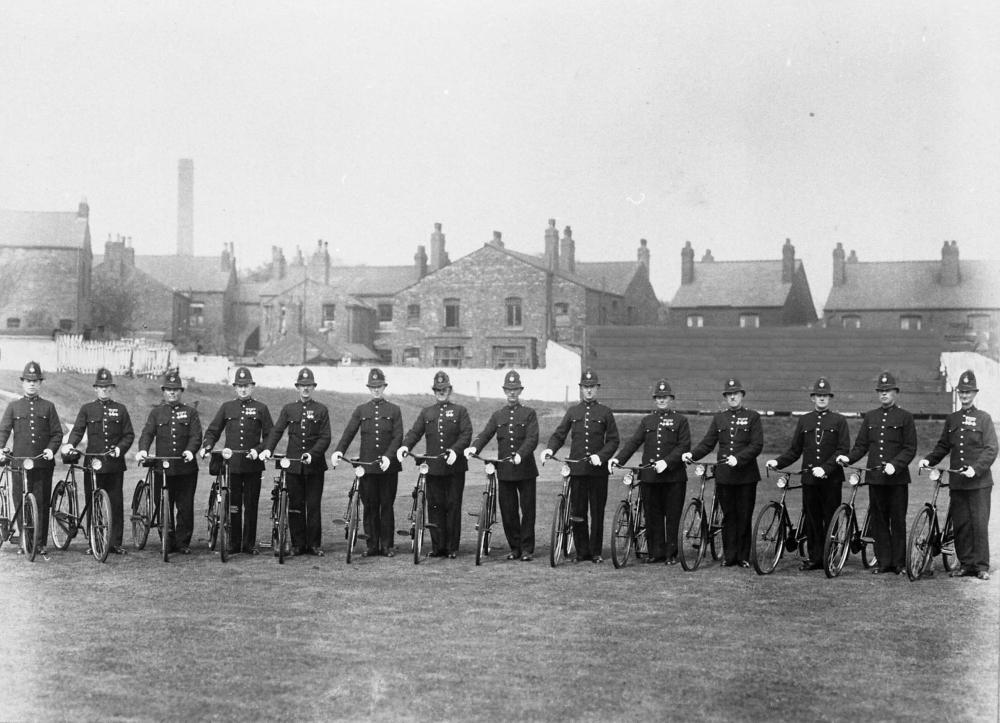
[823,241,1000,357]
[0,201,93,334]
[667,239,817,327]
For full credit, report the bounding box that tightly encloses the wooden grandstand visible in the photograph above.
[584,326,952,417]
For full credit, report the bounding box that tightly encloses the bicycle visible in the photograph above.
[905,466,961,581]
[468,453,513,566]
[204,448,250,563]
[609,463,654,568]
[0,455,44,561]
[335,458,378,564]
[677,462,724,571]
[396,453,445,565]
[546,455,583,568]
[822,465,879,578]
[750,468,809,575]
[130,456,180,562]
[267,455,295,563]
[49,450,113,563]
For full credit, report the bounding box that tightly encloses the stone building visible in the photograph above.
[0,201,93,334]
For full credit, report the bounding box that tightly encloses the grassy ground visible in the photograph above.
[0,371,996,721]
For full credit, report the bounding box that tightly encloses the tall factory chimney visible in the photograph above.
[177,158,194,256]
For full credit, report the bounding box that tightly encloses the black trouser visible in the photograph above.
[15,468,53,545]
[90,472,125,548]
[360,472,398,553]
[802,483,842,565]
[950,487,991,572]
[868,484,908,571]
[570,475,609,560]
[286,471,324,551]
[642,481,686,560]
[717,482,757,564]
[229,472,262,552]
[157,473,197,549]
[426,472,465,554]
[498,477,536,555]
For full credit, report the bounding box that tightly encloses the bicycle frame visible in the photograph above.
[268,455,293,563]
[751,468,807,575]
[906,467,961,580]
[397,452,445,565]
[469,453,512,566]
[130,457,179,562]
[678,463,723,571]
[0,455,44,560]
[51,451,112,562]
[337,458,377,563]
[547,455,583,568]
[823,466,878,578]
[610,463,653,568]
[205,448,251,563]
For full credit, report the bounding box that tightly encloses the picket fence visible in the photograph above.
[54,335,178,378]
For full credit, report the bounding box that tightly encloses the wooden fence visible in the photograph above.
[55,335,177,378]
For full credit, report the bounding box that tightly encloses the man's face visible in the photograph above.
[434,387,452,404]
[297,384,315,401]
[654,395,673,411]
[95,385,114,401]
[877,389,898,407]
[812,393,831,411]
[580,385,599,402]
[958,389,978,409]
[368,384,386,400]
[505,387,522,405]
[162,388,182,404]
[724,391,743,409]
[235,383,253,400]
[21,379,41,396]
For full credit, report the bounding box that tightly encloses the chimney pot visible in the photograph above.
[681,241,695,284]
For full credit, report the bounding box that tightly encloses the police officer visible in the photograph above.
[919,370,997,580]
[200,366,274,555]
[610,379,690,564]
[261,367,331,556]
[397,371,472,558]
[0,361,63,555]
[332,368,404,557]
[135,370,203,554]
[542,368,620,563]
[465,370,540,561]
[683,378,763,568]
[766,377,850,571]
[836,371,917,575]
[62,368,136,555]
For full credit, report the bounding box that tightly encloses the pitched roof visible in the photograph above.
[501,248,636,295]
[245,276,373,310]
[326,265,418,296]
[255,332,379,365]
[670,260,801,308]
[131,256,234,294]
[0,208,89,250]
[824,259,1000,311]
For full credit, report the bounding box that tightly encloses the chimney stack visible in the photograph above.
[681,241,695,284]
[414,244,428,279]
[560,226,576,273]
[545,219,559,271]
[782,238,795,283]
[177,158,194,256]
[489,231,504,248]
[847,249,858,264]
[637,238,650,271]
[430,223,449,271]
[702,249,715,262]
[833,242,846,287]
[941,240,960,286]
[77,198,89,218]
[221,243,231,271]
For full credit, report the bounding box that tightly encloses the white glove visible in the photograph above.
[608,458,619,473]
[463,447,476,460]
[397,446,409,463]
[962,466,976,478]
[681,452,694,464]
[513,453,522,465]
[883,462,896,476]
[918,459,930,469]
[135,450,148,463]
[199,448,209,459]
[182,450,194,463]
[379,456,390,472]
[446,450,457,466]
[541,449,553,463]
[301,453,312,465]
[60,443,74,455]
[0,449,8,463]
[331,451,343,468]
[765,459,778,469]
[109,447,120,458]
[835,455,849,466]
[588,454,601,467]
[812,467,827,479]
[655,459,668,474]
[42,448,55,461]
[247,448,258,460]
[258,449,272,462]
[725,455,737,467]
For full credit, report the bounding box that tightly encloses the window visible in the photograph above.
[279,304,288,335]
[492,345,527,369]
[322,304,336,328]
[377,349,393,365]
[406,304,421,326]
[59,319,74,331]
[842,315,861,329]
[6,318,20,329]
[739,313,760,329]
[444,299,460,329]
[403,347,421,366]
[554,302,570,326]
[900,315,922,331]
[686,315,704,328]
[378,303,393,323]
[505,297,522,327]
[190,302,205,328]
[434,345,463,367]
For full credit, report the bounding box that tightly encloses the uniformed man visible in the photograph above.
[261,367,332,556]
[135,370,203,554]
[332,368,404,557]
[62,368,136,555]
[0,361,63,555]
[541,368,620,563]
[683,378,764,568]
[397,371,472,558]
[610,378,690,564]
[919,370,997,581]
[766,377,850,571]
[836,371,917,575]
[465,370,540,561]
[200,366,274,555]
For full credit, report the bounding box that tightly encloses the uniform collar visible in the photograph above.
[23,394,38,401]
[507,401,521,409]
[728,406,744,414]
[961,405,977,414]
[880,403,897,411]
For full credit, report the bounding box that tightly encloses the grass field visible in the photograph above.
[0,371,997,721]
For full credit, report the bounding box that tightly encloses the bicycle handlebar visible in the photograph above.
[470,453,515,465]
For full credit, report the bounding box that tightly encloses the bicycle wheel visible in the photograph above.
[130,481,151,550]
[346,491,360,564]
[161,484,172,563]
[277,491,289,564]
[90,489,113,563]
[219,488,230,563]
[0,484,11,546]
[206,486,219,552]
[709,496,724,562]
[550,494,568,568]
[823,504,852,578]
[49,480,78,550]
[475,491,492,566]
[23,493,40,561]
[794,510,809,562]
[751,502,785,575]
[634,498,648,559]
[610,501,633,568]
[940,512,959,572]
[859,507,878,569]
[678,500,706,571]
[413,489,425,565]
[906,507,934,581]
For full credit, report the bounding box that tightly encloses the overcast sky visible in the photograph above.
[2,2,998,310]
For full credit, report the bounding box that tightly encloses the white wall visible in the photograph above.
[939,351,1000,417]
[0,337,58,372]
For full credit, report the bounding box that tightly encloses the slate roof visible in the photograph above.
[670,260,802,308]
[247,277,373,311]
[824,260,1000,311]
[131,256,234,294]
[326,265,418,296]
[255,332,379,365]
[502,248,638,296]
[0,208,89,250]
